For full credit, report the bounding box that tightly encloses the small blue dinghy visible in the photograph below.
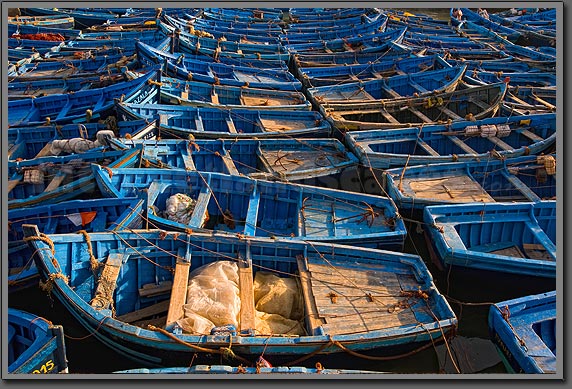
[423,201,556,278]
[383,154,556,210]
[116,137,359,182]
[488,291,556,373]
[91,167,406,250]
[8,308,68,374]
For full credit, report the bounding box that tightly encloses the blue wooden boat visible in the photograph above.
[504,86,556,114]
[404,34,487,51]
[8,72,128,100]
[488,291,556,373]
[280,13,387,43]
[456,8,523,42]
[8,197,144,292]
[202,7,283,23]
[20,7,159,29]
[92,167,406,250]
[8,148,142,210]
[9,52,138,81]
[8,14,75,29]
[345,113,556,168]
[136,41,301,91]
[24,225,456,366]
[460,21,555,71]
[187,13,283,33]
[125,73,311,111]
[286,9,382,30]
[114,364,383,374]
[115,103,331,139]
[288,8,375,22]
[8,67,159,127]
[296,54,452,87]
[382,154,557,210]
[423,201,556,278]
[159,19,291,62]
[139,35,288,69]
[8,123,112,161]
[292,49,413,67]
[8,37,65,55]
[8,23,81,40]
[284,28,406,54]
[307,65,466,111]
[8,308,68,374]
[8,121,151,161]
[163,13,282,44]
[117,138,358,182]
[469,70,556,87]
[326,81,508,131]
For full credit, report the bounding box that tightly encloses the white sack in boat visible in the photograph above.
[163,193,196,225]
[253,272,303,321]
[255,311,305,336]
[178,261,240,334]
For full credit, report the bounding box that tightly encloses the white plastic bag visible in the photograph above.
[178,261,240,334]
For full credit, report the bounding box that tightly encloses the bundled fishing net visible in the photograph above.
[49,130,115,155]
[163,193,197,225]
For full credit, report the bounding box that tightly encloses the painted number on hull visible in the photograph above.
[32,360,54,374]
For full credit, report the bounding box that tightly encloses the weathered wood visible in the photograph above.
[259,118,308,132]
[436,105,463,120]
[518,129,544,142]
[407,106,433,123]
[165,259,191,327]
[221,152,240,175]
[139,280,173,297]
[296,256,325,335]
[35,142,54,158]
[417,139,441,156]
[225,117,237,133]
[195,117,204,132]
[44,171,67,192]
[321,309,417,335]
[379,109,401,124]
[523,243,553,261]
[448,135,479,155]
[488,136,513,151]
[117,300,170,323]
[8,178,21,193]
[238,264,256,332]
[188,186,211,228]
[211,92,220,105]
[407,175,495,202]
[91,252,124,310]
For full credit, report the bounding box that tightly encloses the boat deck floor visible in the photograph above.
[306,260,423,335]
[403,175,495,203]
[259,150,346,174]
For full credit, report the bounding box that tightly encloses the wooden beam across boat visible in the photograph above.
[296,255,325,335]
[90,251,125,310]
[43,171,67,192]
[238,254,256,332]
[165,248,191,328]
